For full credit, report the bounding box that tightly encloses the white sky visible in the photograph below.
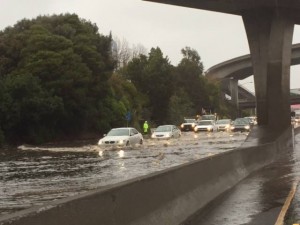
[1,0,300,92]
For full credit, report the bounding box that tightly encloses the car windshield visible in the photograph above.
[244,117,252,122]
[107,128,129,136]
[216,119,230,124]
[198,120,212,125]
[184,119,195,123]
[233,118,248,125]
[155,125,172,132]
[202,115,215,120]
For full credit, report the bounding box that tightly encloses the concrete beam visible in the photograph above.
[242,8,294,129]
[205,43,300,81]
[229,78,239,116]
[145,0,297,130]
[144,0,300,24]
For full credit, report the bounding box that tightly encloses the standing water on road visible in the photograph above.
[0,132,247,216]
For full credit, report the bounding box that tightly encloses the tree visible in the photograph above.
[107,73,146,129]
[0,73,64,143]
[112,37,131,69]
[0,14,115,144]
[181,47,202,67]
[132,43,147,59]
[124,47,174,124]
[112,36,147,70]
[167,88,195,125]
[176,47,211,115]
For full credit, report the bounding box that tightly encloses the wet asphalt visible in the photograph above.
[183,129,300,225]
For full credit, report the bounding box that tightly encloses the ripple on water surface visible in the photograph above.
[0,132,247,216]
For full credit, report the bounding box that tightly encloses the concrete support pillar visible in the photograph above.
[242,9,294,130]
[229,78,239,117]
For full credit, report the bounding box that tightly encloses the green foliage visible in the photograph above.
[0,13,115,144]
[167,88,195,125]
[0,73,64,143]
[181,47,203,68]
[124,47,173,124]
[0,14,233,145]
[123,46,230,125]
[176,47,209,114]
[108,73,145,129]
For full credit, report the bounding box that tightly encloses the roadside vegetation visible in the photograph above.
[0,13,235,146]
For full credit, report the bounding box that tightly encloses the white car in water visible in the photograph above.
[151,125,181,139]
[194,120,216,132]
[230,118,252,132]
[98,127,143,148]
[180,118,197,131]
[215,119,232,131]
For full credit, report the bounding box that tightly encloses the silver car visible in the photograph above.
[215,119,232,131]
[151,125,181,139]
[230,118,252,132]
[98,127,143,147]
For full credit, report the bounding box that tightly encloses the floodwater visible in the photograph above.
[0,131,247,216]
[183,129,300,225]
[284,131,300,225]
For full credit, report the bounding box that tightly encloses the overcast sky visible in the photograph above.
[1,0,300,92]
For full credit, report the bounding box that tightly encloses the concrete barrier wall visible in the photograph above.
[294,125,300,135]
[0,126,294,225]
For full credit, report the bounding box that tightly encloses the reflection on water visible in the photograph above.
[0,132,247,216]
[284,132,300,224]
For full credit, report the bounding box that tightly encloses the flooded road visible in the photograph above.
[0,132,247,216]
[284,131,300,225]
[183,130,300,225]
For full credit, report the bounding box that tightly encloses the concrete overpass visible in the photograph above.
[239,90,300,108]
[205,44,300,110]
[205,43,300,81]
[145,0,300,131]
[142,0,300,24]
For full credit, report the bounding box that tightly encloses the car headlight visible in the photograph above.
[118,140,125,144]
[166,133,171,137]
[151,134,155,138]
[180,124,184,128]
[245,125,250,130]
[230,126,235,130]
[194,127,198,132]
[207,127,212,131]
[192,123,196,127]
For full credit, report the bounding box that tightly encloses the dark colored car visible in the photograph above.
[230,118,252,132]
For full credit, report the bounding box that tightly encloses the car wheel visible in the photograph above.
[126,141,130,146]
[140,139,143,145]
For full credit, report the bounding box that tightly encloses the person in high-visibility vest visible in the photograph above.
[143,121,149,135]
